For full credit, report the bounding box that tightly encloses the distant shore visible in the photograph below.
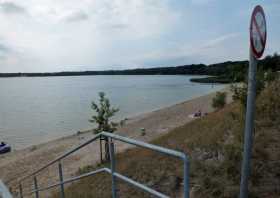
[0,86,232,195]
[0,64,207,77]
[0,59,249,78]
[190,76,232,84]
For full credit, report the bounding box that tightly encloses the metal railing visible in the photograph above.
[16,132,190,198]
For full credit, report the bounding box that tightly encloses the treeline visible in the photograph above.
[0,64,207,77]
[191,53,280,83]
[0,53,279,81]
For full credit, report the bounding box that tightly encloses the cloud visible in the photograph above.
[202,33,240,49]
[0,43,13,60]
[0,0,278,72]
[130,32,243,66]
[65,11,89,23]
[0,2,26,15]
[110,24,129,30]
[0,43,10,52]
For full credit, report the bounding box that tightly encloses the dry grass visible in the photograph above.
[52,79,280,198]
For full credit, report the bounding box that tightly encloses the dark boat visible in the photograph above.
[0,142,11,154]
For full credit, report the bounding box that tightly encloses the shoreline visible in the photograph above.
[0,86,232,195]
[9,83,226,151]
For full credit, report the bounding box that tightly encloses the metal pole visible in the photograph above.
[100,137,103,163]
[240,49,258,198]
[109,139,117,198]
[33,176,39,198]
[183,156,190,198]
[58,161,65,198]
[19,183,23,198]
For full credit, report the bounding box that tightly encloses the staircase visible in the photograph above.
[11,132,190,198]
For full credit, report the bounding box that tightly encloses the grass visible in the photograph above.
[52,79,280,198]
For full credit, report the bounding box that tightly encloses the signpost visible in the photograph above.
[250,5,267,59]
[240,5,267,198]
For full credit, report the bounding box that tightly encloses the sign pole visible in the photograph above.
[240,5,266,198]
[239,49,257,198]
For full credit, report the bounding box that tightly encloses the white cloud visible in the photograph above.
[202,33,240,49]
[0,2,27,15]
[65,11,89,23]
[0,0,182,72]
[131,32,243,65]
[0,1,279,72]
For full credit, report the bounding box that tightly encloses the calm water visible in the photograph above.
[0,75,224,149]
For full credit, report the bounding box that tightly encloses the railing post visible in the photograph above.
[19,183,23,198]
[100,136,103,163]
[183,155,190,198]
[58,161,65,198]
[109,139,117,198]
[33,176,39,198]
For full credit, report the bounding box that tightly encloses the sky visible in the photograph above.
[0,0,279,72]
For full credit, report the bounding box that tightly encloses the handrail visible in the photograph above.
[19,133,101,182]
[16,132,190,198]
[27,168,107,196]
[102,132,187,159]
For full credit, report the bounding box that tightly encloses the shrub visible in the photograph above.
[212,92,227,110]
[231,68,277,108]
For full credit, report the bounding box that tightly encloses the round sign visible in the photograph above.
[250,5,267,59]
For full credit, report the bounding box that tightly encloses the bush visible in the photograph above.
[212,92,227,110]
[231,68,277,108]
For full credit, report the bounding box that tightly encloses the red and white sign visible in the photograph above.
[250,5,267,59]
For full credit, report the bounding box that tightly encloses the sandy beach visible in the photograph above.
[0,86,232,196]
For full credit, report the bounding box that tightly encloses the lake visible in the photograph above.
[0,75,225,149]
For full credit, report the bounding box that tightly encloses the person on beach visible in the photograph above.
[194,109,202,117]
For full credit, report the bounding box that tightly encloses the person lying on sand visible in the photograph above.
[194,110,202,117]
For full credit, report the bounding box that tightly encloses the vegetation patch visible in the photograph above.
[212,92,227,110]
[52,78,280,198]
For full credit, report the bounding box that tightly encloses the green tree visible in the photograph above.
[89,92,121,161]
[261,53,280,71]
[231,68,273,109]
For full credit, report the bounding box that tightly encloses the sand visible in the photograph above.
[0,86,232,196]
